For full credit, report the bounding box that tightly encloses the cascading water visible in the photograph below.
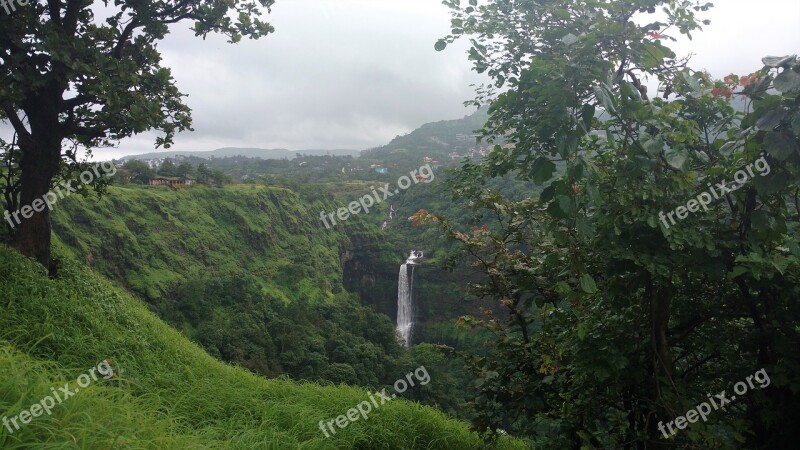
[396,264,412,346]
[396,250,423,347]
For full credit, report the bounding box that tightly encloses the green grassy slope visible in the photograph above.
[51,184,345,303]
[0,245,526,449]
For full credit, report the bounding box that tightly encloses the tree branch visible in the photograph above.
[61,94,97,112]
[111,18,141,60]
[46,0,62,26]
[63,0,83,36]
[3,108,30,139]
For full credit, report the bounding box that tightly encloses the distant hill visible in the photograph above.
[120,111,490,163]
[361,109,490,161]
[121,147,361,161]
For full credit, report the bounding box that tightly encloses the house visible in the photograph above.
[149,176,195,187]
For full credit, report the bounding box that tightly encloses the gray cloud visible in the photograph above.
[3,0,798,160]
[105,0,485,159]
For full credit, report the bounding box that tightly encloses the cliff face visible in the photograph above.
[50,183,486,355]
[48,185,412,384]
[51,184,349,303]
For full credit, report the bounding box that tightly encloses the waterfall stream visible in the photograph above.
[396,250,422,347]
[396,263,413,347]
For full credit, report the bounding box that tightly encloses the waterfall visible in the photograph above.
[397,250,423,347]
[396,264,413,347]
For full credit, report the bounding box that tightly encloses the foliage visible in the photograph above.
[119,159,153,185]
[0,244,527,449]
[429,0,800,447]
[0,0,275,267]
[49,185,405,387]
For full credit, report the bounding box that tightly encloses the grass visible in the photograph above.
[0,244,527,449]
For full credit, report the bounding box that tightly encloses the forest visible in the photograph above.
[2,0,800,449]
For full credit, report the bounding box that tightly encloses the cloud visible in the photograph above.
[3,0,798,161]
[101,0,484,159]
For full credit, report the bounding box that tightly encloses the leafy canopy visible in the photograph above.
[425,0,800,447]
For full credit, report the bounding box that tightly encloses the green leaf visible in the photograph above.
[731,266,749,279]
[586,183,600,202]
[755,108,787,130]
[663,146,688,170]
[719,140,739,156]
[434,40,447,52]
[581,104,595,133]
[561,33,578,46]
[750,210,772,231]
[761,55,796,68]
[641,42,668,69]
[791,112,800,137]
[774,68,800,94]
[556,133,578,158]
[553,8,570,19]
[557,195,575,215]
[539,185,555,202]
[577,218,595,242]
[764,131,797,161]
[754,171,791,196]
[531,157,557,185]
[684,72,701,94]
[594,86,616,114]
[580,274,598,294]
[577,322,588,340]
[555,281,571,295]
[641,136,664,156]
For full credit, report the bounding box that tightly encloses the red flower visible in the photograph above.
[646,31,662,39]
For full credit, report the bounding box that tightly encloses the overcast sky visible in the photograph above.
[4,0,800,160]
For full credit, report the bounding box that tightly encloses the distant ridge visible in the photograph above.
[120,110,488,162]
[121,147,361,161]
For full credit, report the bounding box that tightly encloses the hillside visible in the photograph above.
[122,147,361,161]
[361,110,491,165]
[0,245,526,448]
[47,185,413,388]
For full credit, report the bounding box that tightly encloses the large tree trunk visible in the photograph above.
[10,104,63,271]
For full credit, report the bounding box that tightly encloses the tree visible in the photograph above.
[122,160,155,185]
[0,136,21,235]
[158,159,178,177]
[0,0,274,269]
[209,169,229,187]
[176,162,194,178]
[196,162,212,184]
[426,0,800,447]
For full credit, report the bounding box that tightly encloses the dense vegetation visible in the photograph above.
[421,0,800,447]
[49,186,401,384]
[0,245,525,449]
[45,183,486,422]
[0,0,276,269]
[2,0,797,448]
